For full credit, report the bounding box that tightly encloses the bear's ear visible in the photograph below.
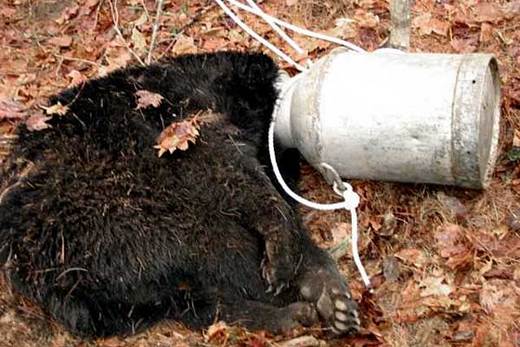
[154,110,221,157]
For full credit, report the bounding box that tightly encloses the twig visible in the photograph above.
[55,54,99,66]
[92,0,105,32]
[108,0,146,66]
[139,0,150,18]
[147,0,165,64]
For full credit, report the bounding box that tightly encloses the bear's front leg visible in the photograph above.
[249,197,306,294]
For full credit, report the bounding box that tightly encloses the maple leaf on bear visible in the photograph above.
[135,90,164,110]
[154,115,201,157]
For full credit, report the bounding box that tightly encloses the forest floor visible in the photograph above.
[0,0,519,346]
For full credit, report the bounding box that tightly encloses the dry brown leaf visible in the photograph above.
[67,70,87,87]
[450,37,478,53]
[155,116,201,157]
[480,22,494,44]
[100,45,133,76]
[438,193,467,220]
[435,224,461,252]
[98,337,124,347]
[0,98,27,120]
[0,7,16,17]
[41,102,69,116]
[479,279,519,314]
[382,256,400,282]
[279,336,321,347]
[205,321,230,344]
[56,4,80,25]
[434,224,472,269]
[355,10,379,29]
[131,28,147,54]
[133,12,148,27]
[473,3,504,23]
[172,34,198,55]
[48,35,73,48]
[413,13,450,37]
[395,248,428,268]
[331,222,350,243]
[25,111,52,131]
[419,276,453,297]
[135,90,164,110]
[329,17,357,40]
[513,130,520,148]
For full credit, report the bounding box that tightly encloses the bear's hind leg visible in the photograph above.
[42,289,167,337]
[218,299,318,334]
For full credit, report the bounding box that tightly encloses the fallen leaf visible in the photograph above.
[41,102,69,116]
[172,34,198,55]
[413,13,450,37]
[473,3,504,23]
[67,70,87,87]
[133,13,148,27]
[98,337,124,347]
[56,4,80,25]
[48,35,73,48]
[505,209,520,232]
[451,37,478,53]
[437,192,467,220]
[395,248,428,268]
[328,17,357,41]
[134,90,164,110]
[0,7,16,17]
[155,116,201,156]
[383,256,400,282]
[85,0,99,8]
[331,222,350,243]
[419,276,453,297]
[0,98,27,120]
[434,224,472,269]
[503,1,520,16]
[280,336,322,347]
[100,45,133,75]
[25,111,52,131]
[131,28,147,54]
[355,10,379,29]
[479,279,518,314]
[377,211,396,236]
[205,321,230,344]
[480,22,494,44]
[513,130,520,148]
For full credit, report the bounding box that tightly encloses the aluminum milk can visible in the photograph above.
[274,49,501,189]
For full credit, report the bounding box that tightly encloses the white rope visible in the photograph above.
[213,0,307,71]
[269,82,371,289]
[244,0,305,55]
[225,0,366,53]
[218,0,371,288]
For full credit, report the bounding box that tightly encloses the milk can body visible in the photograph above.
[274,50,501,189]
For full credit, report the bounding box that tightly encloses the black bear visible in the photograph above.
[0,52,359,337]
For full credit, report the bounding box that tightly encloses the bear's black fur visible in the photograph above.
[0,52,359,337]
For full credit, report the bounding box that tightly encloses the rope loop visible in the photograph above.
[333,182,360,211]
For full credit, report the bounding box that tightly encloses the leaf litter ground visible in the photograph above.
[0,0,519,346]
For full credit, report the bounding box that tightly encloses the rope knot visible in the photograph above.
[333,182,360,210]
